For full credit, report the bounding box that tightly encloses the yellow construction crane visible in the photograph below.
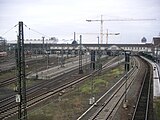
[86,15,156,44]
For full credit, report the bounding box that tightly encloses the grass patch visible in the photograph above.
[26,79,38,87]
[0,70,16,81]
[80,84,91,94]
[6,79,38,90]
[79,77,107,95]
[28,91,87,120]
[6,83,15,91]
[155,98,160,119]
[27,64,125,120]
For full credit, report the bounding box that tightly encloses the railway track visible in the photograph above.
[0,56,99,107]
[0,55,59,81]
[0,56,122,120]
[0,72,32,87]
[131,57,153,120]
[0,78,16,87]
[0,56,78,87]
[77,56,151,120]
[0,54,77,73]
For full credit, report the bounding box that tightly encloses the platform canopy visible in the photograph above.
[107,45,123,51]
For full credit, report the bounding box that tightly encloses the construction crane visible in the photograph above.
[86,15,156,44]
[76,30,120,44]
[106,29,120,44]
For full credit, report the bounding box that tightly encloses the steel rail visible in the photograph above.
[131,59,152,120]
[77,56,139,120]
[0,57,120,119]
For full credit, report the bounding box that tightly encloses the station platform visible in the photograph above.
[27,56,90,80]
[154,64,160,97]
[141,56,160,97]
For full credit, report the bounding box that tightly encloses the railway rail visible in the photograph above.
[0,54,59,75]
[0,72,32,87]
[131,57,153,120]
[0,56,122,120]
[77,56,139,120]
[0,78,16,87]
[77,55,153,120]
[0,55,78,87]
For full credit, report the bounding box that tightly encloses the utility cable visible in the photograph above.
[24,24,50,38]
[1,24,18,36]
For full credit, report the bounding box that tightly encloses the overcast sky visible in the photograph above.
[0,0,160,44]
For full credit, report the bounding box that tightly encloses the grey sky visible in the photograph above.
[0,0,160,44]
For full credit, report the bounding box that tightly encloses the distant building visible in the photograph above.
[9,36,160,57]
[0,36,7,51]
[141,37,147,43]
[0,36,6,44]
[153,36,160,46]
[153,36,160,59]
[71,40,78,45]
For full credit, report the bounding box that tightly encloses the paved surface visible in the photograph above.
[0,54,53,72]
[141,56,160,97]
[154,63,160,96]
[27,56,90,80]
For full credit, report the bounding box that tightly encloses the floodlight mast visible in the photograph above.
[86,15,156,44]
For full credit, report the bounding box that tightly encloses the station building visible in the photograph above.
[7,36,160,58]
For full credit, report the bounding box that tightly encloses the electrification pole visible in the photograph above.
[16,21,27,120]
[61,46,64,67]
[123,51,130,108]
[97,36,102,71]
[79,35,83,74]
[42,36,45,57]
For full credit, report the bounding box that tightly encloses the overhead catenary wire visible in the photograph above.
[1,24,18,36]
[24,24,50,38]
[1,23,50,39]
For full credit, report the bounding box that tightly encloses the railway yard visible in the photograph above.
[1,0,160,119]
[0,50,160,120]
